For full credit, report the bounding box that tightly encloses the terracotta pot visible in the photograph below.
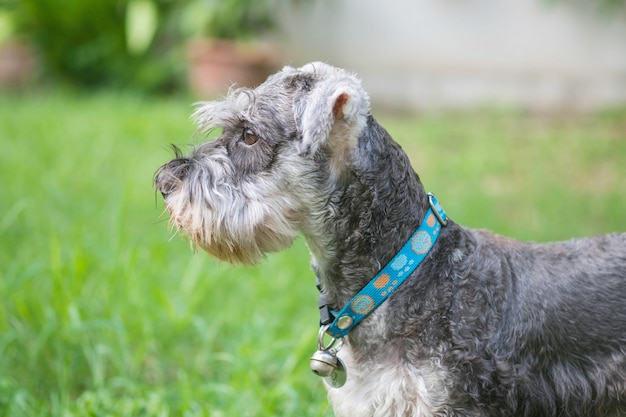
[0,40,36,89]
[187,38,281,98]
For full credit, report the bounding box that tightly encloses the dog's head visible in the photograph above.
[154,62,370,264]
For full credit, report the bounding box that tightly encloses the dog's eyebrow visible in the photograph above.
[191,87,260,132]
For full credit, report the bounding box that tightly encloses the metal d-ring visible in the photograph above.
[428,192,448,226]
[317,324,343,353]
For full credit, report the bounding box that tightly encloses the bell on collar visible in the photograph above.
[310,349,338,377]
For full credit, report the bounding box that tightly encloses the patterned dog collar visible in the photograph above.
[324,193,448,339]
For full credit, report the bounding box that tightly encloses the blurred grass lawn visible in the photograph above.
[0,91,624,417]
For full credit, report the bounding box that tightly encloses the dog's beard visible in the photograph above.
[156,159,298,265]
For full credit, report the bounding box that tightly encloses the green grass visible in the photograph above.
[0,91,624,416]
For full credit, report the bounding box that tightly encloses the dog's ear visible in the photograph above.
[297,73,370,159]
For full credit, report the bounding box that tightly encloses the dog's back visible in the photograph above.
[451,229,626,416]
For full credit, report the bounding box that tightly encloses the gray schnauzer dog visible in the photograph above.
[154,62,626,417]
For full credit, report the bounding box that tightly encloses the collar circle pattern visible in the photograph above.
[325,193,448,339]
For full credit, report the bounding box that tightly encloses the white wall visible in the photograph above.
[277,0,626,111]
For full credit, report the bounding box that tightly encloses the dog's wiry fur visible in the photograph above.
[155,62,626,416]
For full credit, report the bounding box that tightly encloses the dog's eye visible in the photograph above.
[242,128,259,146]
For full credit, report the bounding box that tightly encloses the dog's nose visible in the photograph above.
[155,171,176,199]
[154,158,190,198]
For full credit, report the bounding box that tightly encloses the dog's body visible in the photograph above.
[155,62,626,416]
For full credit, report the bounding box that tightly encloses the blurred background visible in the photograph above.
[1,0,626,108]
[0,1,625,416]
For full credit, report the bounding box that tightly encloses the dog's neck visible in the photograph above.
[302,115,430,313]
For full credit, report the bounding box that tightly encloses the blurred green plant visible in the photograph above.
[602,0,626,6]
[0,0,184,92]
[179,0,313,41]
[180,0,277,41]
[0,8,13,45]
[0,0,314,92]
[545,0,626,13]
[581,0,626,8]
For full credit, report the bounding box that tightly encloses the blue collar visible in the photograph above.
[323,193,448,339]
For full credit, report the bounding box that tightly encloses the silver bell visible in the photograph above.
[310,349,338,377]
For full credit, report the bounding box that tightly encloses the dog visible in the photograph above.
[154,62,626,417]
